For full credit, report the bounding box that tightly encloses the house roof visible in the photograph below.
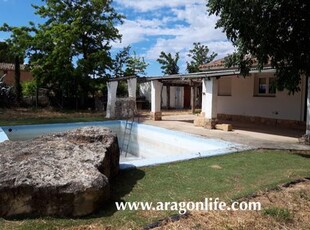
[147,66,275,84]
[199,58,227,70]
[199,57,272,71]
[0,63,27,71]
[106,57,276,86]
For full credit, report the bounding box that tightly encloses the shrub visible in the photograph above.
[0,75,15,107]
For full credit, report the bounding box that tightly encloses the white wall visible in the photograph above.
[162,86,184,109]
[140,83,185,109]
[139,82,152,102]
[217,73,306,121]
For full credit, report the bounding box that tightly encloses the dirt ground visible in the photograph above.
[152,178,310,230]
[65,179,310,230]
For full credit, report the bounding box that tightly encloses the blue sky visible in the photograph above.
[0,0,235,76]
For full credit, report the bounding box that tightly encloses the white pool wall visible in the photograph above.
[121,121,240,159]
[1,121,122,142]
[1,121,252,168]
[0,127,9,142]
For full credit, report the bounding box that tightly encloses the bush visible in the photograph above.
[0,75,15,107]
[22,80,36,97]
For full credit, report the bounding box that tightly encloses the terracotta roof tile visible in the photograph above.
[199,57,272,71]
[199,58,226,70]
[0,63,27,71]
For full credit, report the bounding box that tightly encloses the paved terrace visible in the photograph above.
[139,110,310,151]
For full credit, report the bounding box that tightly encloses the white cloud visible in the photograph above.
[114,0,234,73]
[113,16,187,48]
[114,0,202,12]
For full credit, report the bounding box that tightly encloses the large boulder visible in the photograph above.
[0,126,120,217]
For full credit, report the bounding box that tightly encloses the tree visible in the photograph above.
[0,41,23,104]
[208,0,310,93]
[14,56,22,103]
[0,28,32,105]
[157,51,180,75]
[125,51,148,76]
[113,46,148,77]
[0,42,15,63]
[113,46,131,77]
[1,0,123,108]
[0,74,15,107]
[186,42,217,73]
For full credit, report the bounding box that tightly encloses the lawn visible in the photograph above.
[0,150,309,230]
[0,108,107,126]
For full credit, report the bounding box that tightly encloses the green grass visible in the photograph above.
[263,207,294,222]
[0,108,107,126]
[0,150,309,230]
[0,116,107,126]
[297,190,310,201]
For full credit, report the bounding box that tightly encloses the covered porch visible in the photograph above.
[105,67,310,135]
[147,67,309,133]
[147,70,229,123]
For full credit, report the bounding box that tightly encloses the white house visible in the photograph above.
[148,58,307,131]
[105,58,309,132]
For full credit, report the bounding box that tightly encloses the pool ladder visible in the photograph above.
[121,114,139,157]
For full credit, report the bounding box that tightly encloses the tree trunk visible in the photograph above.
[306,75,310,135]
[75,76,78,111]
[14,56,22,105]
[191,86,196,114]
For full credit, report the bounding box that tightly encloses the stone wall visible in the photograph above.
[218,113,305,130]
[115,98,136,119]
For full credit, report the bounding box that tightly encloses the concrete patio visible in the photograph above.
[139,110,310,151]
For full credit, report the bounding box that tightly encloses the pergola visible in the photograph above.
[105,66,310,134]
[105,69,241,121]
[146,70,242,121]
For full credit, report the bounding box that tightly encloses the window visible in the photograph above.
[254,75,276,96]
[218,77,232,96]
[258,78,267,94]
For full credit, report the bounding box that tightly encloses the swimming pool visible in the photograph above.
[0,121,250,168]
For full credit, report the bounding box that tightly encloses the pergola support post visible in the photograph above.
[151,80,163,121]
[195,77,218,129]
[106,81,118,119]
[127,77,137,99]
[191,85,196,114]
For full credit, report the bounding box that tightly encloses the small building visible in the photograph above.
[104,58,309,133]
[0,63,33,85]
[148,58,307,131]
[198,59,306,128]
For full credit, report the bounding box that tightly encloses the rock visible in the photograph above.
[299,134,310,145]
[0,126,120,217]
[115,98,136,119]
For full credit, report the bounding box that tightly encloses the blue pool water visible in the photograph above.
[0,121,250,168]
